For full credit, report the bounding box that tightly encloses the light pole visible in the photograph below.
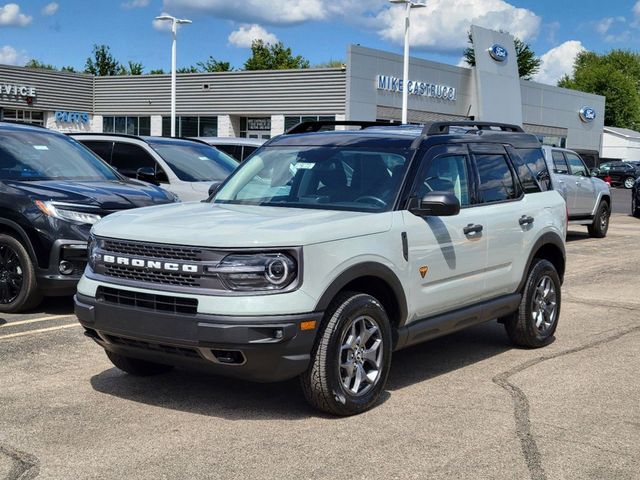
[389,0,425,124]
[155,14,192,137]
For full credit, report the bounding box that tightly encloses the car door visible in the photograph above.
[473,146,540,297]
[565,151,596,215]
[402,144,488,320]
[550,150,576,211]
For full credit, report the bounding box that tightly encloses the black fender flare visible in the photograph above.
[314,262,408,327]
[517,231,566,293]
[0,218,39,264]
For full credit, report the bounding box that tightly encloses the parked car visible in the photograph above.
[632,177,640,217]
[594,160,639,189]
[541,146,611,237]
[76,120,567,415]
[196,137,265,162]
[0,122,176,312]
[72,134,238,201]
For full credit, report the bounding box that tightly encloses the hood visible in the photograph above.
[4,179,173,210]
[92,202,393,248]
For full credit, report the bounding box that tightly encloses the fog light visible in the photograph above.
[59,260,74,275]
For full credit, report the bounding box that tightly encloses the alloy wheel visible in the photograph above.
[0,244,23,304]
[600,206,609,231]
[625,177,635,189]
[531,275,557,333]
[339,315,384,396]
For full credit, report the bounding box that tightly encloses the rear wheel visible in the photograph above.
[588,201,610,238]
[105,350,174,376]
[300,292,392,416]
[624,176,635,189]
[0,234,42,313]
[503,259,561,348]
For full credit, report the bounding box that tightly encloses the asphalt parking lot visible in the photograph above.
[1,214,639,480]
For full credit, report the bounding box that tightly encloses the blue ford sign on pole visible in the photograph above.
[579,107,597,123]
[489,44,508,62]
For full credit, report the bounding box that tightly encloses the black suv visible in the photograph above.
[0,123,176,312]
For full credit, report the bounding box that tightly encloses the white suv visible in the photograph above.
[72,134,237,201]
[541,146,611,237]
[75,121,567,415]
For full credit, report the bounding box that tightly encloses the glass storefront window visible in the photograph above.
[161,116,218,137]
[1,109,46,126]
[103,116,151,136]
[284,115,335,132]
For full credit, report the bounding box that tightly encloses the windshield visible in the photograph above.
[0,129,119,182]
[149,141,237,182]
[213,146,410,212]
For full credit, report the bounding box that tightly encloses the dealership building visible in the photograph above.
[0,26,604,153]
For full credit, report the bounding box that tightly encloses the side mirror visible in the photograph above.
[409,192,461,217]
[590,169,599,177]
[208,181,222,197]
[136,166,158,185]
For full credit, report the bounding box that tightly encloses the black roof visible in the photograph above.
[269,120,541,150]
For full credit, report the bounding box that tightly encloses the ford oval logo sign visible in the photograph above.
[489,44,508,62]
[579,107,597,123]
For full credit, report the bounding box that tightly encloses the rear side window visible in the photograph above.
[475,154,517,203]
[515,148,550,192]
[551,151,569,174]
[215,144,241,161]
[242,146,258,161]
[565,153,588,176]
[80,140,114,163]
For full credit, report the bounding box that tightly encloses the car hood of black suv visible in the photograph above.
[4,178,174,211]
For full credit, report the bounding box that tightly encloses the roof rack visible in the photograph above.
[422,121,524,136]
[285,120,396,135]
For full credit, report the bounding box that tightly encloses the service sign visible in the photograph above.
[376,75,457,101]
[1,82,36,99]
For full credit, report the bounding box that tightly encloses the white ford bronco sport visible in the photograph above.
[76,121,567,415]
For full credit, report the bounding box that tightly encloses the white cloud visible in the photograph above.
[596,17,615,35]
[0,3,32,27]
[635,1,640,17]
[0,45,28,65]
[376,0,540,52]
[533,40,585,86]
[123,0,150,9]
[41,2,58,16]
[228,24,278,48]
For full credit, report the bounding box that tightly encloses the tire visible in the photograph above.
[300,292,392,416]
[503,259,561,349]
[632,194,640,218]
[588,200,610,238]
[105,350,174,376]
[624,177,635,189]
[0,234,42,313]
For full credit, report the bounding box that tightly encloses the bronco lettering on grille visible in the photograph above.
[102,255,199,273]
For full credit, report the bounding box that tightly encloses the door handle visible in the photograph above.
[463,224,483,235]
[519,215,534,226]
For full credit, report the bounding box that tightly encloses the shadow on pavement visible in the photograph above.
[90,321,512,419]
[566,231,591,243]
[26,296,75,316]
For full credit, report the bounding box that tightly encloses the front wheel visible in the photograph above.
[624,176,635,189]
[0,234,42,313]
[588,201,610,238]
[300,292,392,416]
[502,259,561,348]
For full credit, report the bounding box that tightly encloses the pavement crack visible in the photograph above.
[0,443,39,480]
[493,325,640,480]
[563,295,640,312]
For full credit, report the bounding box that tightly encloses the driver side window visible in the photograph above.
[413,154,470,206]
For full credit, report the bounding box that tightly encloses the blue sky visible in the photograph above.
[1,0,639,84]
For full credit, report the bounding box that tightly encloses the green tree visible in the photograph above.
[118,61,144,75]
[197,56,232,72]
[559,50,640,129]
[149,69,165,75]
[315,59,345,68]
[244,40,310,71]
[463,31,541,80]
[176,66,199,73]
[84,44,119,76]
[24,59,57,70]
[61,66,76,73]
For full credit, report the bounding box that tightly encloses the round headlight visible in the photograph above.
[266,258,289,285]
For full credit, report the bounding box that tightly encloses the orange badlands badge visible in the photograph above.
[419,266,429,278]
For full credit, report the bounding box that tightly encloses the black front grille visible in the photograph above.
[97,286,198,315]
[102,239,203,261]
[105,334,201,359]
[104,265,201,287]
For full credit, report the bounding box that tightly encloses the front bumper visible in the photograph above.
[75,293,322,383]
